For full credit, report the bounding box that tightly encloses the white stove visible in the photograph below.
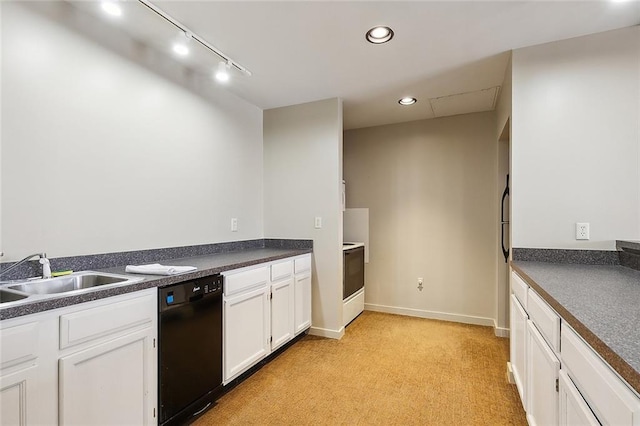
[342,242,365,251]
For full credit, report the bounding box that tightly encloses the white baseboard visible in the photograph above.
[506,362,515,384]
[308,325,345,340]
[364,303,494,327]
[494,326,510,338]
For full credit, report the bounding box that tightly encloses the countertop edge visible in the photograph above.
[510,262,640,396]
[0,248,311,321]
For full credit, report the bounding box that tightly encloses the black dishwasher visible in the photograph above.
[158,274,223,426]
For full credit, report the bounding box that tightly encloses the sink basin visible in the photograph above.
[8,272,135,295]
[0,289,28,304]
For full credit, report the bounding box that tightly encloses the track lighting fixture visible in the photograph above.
[137,0,252,77]
[215,61,231,83]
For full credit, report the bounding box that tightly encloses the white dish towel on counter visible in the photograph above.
[125,263,197,276]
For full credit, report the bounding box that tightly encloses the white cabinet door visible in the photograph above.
[59,328,156,426]
[558,370,599,426]
[527,320,560,426]
[271,277,294,351]
[224,285,270,383]
[510,293,527,409]
[0,365,38,426]
[294,272,312,335]
[1,316,57,426]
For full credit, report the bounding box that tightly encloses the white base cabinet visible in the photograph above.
[294,255,312,334]
[561,323,640,426]
[58,288,157,426]
[558,370,599,426]
[510,294,527,409]
[223,254,312,384]
[59,328,155,425]
[511,269,640,426]
[0,288,157,426]
[270,258,295,351]
[271,276,295,350]
[526,320,560,426]
[224,284,271,382]
[0,320,50,426]
[0,364,40,425]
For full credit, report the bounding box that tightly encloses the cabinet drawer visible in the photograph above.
[294,255,311,274]
[511,271,528,309]
[60,293,155,350]
[0,322,39,370]
[561,324,640,426]
[527,288,560,353]
[271,260,293,282]
[223,266,269,297]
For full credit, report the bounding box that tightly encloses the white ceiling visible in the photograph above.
[74,1,640,130]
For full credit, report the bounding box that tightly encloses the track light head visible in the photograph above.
[215,61,231,83]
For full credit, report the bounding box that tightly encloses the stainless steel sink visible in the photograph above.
[8,272,138,295]
[0,289,28,304]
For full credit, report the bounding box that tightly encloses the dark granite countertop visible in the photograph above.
[511,261,640,395]
[0,248,310,321]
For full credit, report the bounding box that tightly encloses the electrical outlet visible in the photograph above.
[314,217,322,229]
[576,222,589,240]
[417,277,423,291]
[231,218,238,232]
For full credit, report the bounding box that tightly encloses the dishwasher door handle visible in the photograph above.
[192,402,212,417]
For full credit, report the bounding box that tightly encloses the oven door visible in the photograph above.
[343,246,364,300]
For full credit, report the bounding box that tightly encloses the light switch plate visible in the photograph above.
[231,218,238,232]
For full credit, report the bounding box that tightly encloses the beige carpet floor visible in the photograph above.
[194,311,527,425]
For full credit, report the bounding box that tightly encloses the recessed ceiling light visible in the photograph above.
[366,26,394,44]
[398,97,417,106]
[101,1,122,17]
[172,44,189,56]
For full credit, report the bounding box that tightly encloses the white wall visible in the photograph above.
[263,98,344,338]
[495,56,512,333]
[512,26,640,249]
[0,2,264,260]
[496,56,512,141]
[0,3,3,260]
[344,112,498,327]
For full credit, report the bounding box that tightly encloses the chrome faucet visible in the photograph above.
[0,253,52,279]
